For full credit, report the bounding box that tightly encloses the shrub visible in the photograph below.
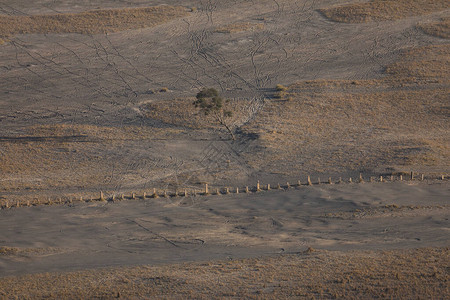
[276,84,287,91]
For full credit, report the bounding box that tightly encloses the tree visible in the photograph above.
[193,88,235,140]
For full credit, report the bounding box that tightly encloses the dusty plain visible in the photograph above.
[0,0,449,298]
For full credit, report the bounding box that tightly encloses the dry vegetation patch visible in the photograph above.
[143,97,260,131]
[240,45,450,175]
[0,6,188,39]
[0,246,63,256]
[215,22,264,34]
[0,124,186,196]
[419,17,450,38]
[0,247,448,298]
[320,0,450,23]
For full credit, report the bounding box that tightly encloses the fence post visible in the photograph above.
[286,182,291,188]
[245,186,249,193]
[307,176,312,186]
[297,180,301,186]
[256,181,261,191]
[205,184,209,195]
[359,173,364,183]
[349,177,352,183]
[236,187,239,194]
[328,177,333,184]
[380,176,383,182]
[410,171,414,180]
[100,191,105,201]
[267,184,271,191]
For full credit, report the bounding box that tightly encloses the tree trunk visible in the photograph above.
[216,113,236,140]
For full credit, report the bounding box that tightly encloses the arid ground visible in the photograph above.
[0,0,449,298]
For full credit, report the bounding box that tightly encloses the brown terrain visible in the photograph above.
[0,0,449,298]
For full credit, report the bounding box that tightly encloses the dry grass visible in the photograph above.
[419,17,450,38]
[0,246,62,256]
[320,0,450,23]
[141,45,449,177]
[143,97,260,131]
[240,44,450,175]
[0,124,186,199]
[0,6,188,39]
[0,247,448,298]
[215,22,264,34]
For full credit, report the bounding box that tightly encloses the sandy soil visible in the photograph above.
[1,181,448,277]
[0,0,449,297]
[0,0,449,202]
[1,247,448,298]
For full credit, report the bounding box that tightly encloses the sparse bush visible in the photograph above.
[193,88,235,140]
[276,84,287,91]
[275,90,287,99]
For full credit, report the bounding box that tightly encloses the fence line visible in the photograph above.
[0,172,447,209]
